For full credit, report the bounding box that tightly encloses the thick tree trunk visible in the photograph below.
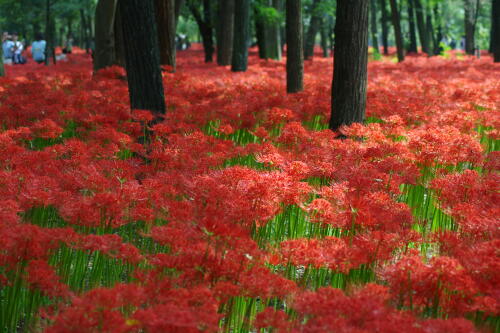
[304,0,322,60]
[175,0,185,25]
[255,10,267,59]
[120,0,166,117]
[330,0,369,131]
[94,0,118,72]
[413,0,430,54]
[189,0,214,62]
[370,0,380,54]
[379,0,389,55]
[286,0,304,93]
[155,0,176,70]
[432,4,443,55]
[231,0,250,71]
[389,0,405,62]
[493,0,500,61]
[407,0,418,53]
[216,0,234,66]
[114,3,126,67]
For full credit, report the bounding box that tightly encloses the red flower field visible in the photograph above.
[0,47,499,332]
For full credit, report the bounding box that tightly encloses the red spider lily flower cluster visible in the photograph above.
[0,47,498,332]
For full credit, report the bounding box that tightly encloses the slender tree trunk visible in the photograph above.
[286,0,304,93]
[94,0,118,72]
[464,0,480,55]
[330,0,369,131]
[0,53,4,77]
[413,0,429,54]
[389,0,405,61]
[45,0,56,66]
[493,0,500,61]
[265,0,282,60]
[80,9,91,53]
[432,4,443,55]
[426,9,435,56]
[304,0,322,60]
[216,0,234,65]
[379,0,389,54]
[155,0,176,70]
[189,0,214,62]
[232,0,250,71]
[370,0,380,54]
[120,0,166,117]
[320,17,329,57]
[407,0,418,53]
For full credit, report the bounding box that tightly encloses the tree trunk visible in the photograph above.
[0,53,4,77]
[413,0,429,54]
[330,0,369,131]
[426,9,435,56]
[120,0,166,117]
[407,0,418,53]
[389,0,404,62]
[80,9,91,53]
[216,0,234,66]
[189,0,214,62]
[464,0,480,55]
[45,0,56,66]
[94,0,118,72]
[265,0,282,60]
[432,4,443,55]
[304,0,322,60]
[379,0,389,55]
[493,0,500,61]
[286,0,304,93]
[255,9,267,59]
[320,17,329,57]
[370,0,380,54]
[114,3,126,66]
[175,0,185,25]
[231,0,250,71]
[155,0,176,70]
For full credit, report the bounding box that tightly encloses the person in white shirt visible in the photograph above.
[11,33,24,64]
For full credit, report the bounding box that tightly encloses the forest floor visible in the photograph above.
[0,45,499,332]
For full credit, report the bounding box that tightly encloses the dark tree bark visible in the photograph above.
[304,0,322,60]
[80,9,92,53]
[114,3,126,67]
[370,0,380,54]
[155,0,176,70]
[175,0,185,25]
[255,9,267,59]
[330,0,369,131]
[378,0,389,55]
[94,0,118,72]
[120,0,166,117]
[389,0,405,62]
[0,53,4,77]
[189,0,214,62]
[231,0,250,71]
[45,0,56,65]
[407,0,418,53]
[286,0,304,93]
[464,0,481,55]
[493,0,500,61]
[413,0,430,54]
[216,0,234,66]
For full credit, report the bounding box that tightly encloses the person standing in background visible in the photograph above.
[2,32,14,63]
[11,33,25,64]
[31,33,46,64]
